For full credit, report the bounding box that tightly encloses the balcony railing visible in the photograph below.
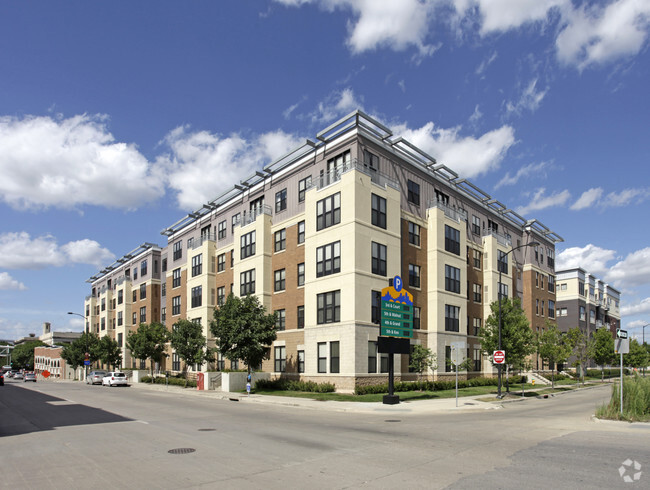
[483,229,512,248]
[241,204,273,228]
[427,199,468,223]
[313,158,399,191]
[191,232,218,250]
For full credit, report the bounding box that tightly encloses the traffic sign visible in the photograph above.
[493,350,505,365]
[451,342,466,366]
[616,329,628,339]
[615,338,629,354]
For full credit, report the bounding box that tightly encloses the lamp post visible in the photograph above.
[68,311,89,380]
[497,240,540,399]
[642,323,649,378]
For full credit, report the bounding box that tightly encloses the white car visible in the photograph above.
[102,372,128,387]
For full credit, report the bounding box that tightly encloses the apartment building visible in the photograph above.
[555,268,621,337]
[84,111,563,390]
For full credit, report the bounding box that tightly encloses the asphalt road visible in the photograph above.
[1,379,647,489]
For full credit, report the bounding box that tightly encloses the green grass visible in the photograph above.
[596,375,650,422]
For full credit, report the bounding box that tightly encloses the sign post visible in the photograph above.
[616,330,629,415]
[451,342,466,407]
[378,276,413,405]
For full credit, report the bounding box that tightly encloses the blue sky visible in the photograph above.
[1,0,649,342]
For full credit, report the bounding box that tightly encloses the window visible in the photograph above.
[435,189,449,204]
[298,350,305,373]
[316,193,341,231]
[297,220,305,244]
[140,283,147,300]
[274,229,286,252]
[133,268,138,280]
[140,306,147,323]
[472,317,482,336]
[172,353,181,372]
[407,179,420,206]
[217,286,225,306]
[590,309,595,324]
[141,260,147,277]
[409,264,421,288]
[371,290,381,324]
[275,188,287,213]
[473,349,481,371]
[371,242,387,276]
[488,219,499,233]
[173,241,182,261]
[117,332,123,347]
[547,248,555,269]
[101,298,106,311]
[316,242,341,277]
[274,346,286,372]
[297,263,305,287]
[172,296,181,316]
[217,253,225,272]
[559,307,567,317]
[318,342,327,373]
[240,231,256,259]
[117,311,123,327]
[132,291,137,303]
[298,176,312,202]
[445,225,461,255]
[445,265,461,293]
[371,194,386,229]
[445,305,460,332]
[317,290,340,324]
[548,300,555,319]
[162,283,166,297]
[408,222,420,246]
[472,215,481,235]
[368,341,377,373]
[162,258,167,272]
[363,149,379,171]
[445,346,453,372]
[540,274,545,290]
[327,150,350,179]
[172,268,181,288]
[541,301,545,316]
[191,286,202,308]
[413,306,421,330]
[473,283,482,303]
[274,269,286,292]
[579,282,585,296]
[232,213,240,233]
[548,275,555,293]
[498,282,508,299]
[118,289,123,304]
[297,305,305,329]
[275,309,286,331]
[330,341,340,373]
[132,313,137,325]
[187,237,194,250]
[579,306,586,321]
[218,220,227,240]
[191,254,202,277]
[497,250,508,274]
[250,196,264,213]
[473,250,481,269]
[240,269,256,296]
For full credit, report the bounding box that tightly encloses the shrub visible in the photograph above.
[141,375,197,388]
[354,377,503,395]
[254,378,336,393]
[596,374,650,422]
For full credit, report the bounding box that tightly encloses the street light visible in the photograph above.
[68,312,89,380]
[497,240,540,399]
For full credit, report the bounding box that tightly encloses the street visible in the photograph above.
[1,379,648,489]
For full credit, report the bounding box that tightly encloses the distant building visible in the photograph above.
[555,268,621,337]
[34,345,75,379]
[39,322,82,346]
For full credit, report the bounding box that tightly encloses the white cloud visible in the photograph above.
[556,0,650,70]
[570,187,604,210]
[606,247,650,288]
[0,114,165,210]
[556,244,616,276]
[494,161,550,190]
[622,298,650,317]
[160,127,305,211]
[0,272,26,291]
[469,105,482,125]
[476,51,498,75]
[0,232,114,270]
[505,78,549,116]
[515,187,571,215]
[310,88,363,123]
[452,0,566,34]
[390,121,515,178]
[274,0,439,57]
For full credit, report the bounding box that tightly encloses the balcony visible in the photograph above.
[191,232,218,250]
[241,204,272,228]
[313,158,399,191]
[483,229,512,248]
[427,199,468,223]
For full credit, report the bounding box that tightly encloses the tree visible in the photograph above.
[97,335,123,371]
[210,293,277,376]
[11,340,44,370]
[625,339,649,370]
[566,327,590,386]
[409,345,437,385]
[538,323,572,389]
[126,322,169,381]
[61,332,100,370]
[169,319,215,386]
[589,327,615,381]
[480,297,535,392]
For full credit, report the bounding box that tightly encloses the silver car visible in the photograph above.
[86,370,108,385]
[102,372,128,387]
[24,372,36,382]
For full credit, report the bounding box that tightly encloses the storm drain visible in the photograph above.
[198,428,216,432]
[168,448,196,455]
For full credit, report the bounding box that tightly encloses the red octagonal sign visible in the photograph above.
[493,350,506,364]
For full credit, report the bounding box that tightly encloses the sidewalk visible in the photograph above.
[128,380,503,414]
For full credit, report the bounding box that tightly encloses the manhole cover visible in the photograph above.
[198,428,216,432]
[168,448,196,455]
[384,419,401,423]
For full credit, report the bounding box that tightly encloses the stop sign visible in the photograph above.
[493,350,506,364]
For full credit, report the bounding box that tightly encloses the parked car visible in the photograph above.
[13,372,23,380]
[102,372,128,387]
[86,370,108,385]
[24,372,36,382]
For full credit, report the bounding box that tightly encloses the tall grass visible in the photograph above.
[596,375,650,422]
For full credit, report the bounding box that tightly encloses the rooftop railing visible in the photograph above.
[427,199,468,223]
[313,158,399,191]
